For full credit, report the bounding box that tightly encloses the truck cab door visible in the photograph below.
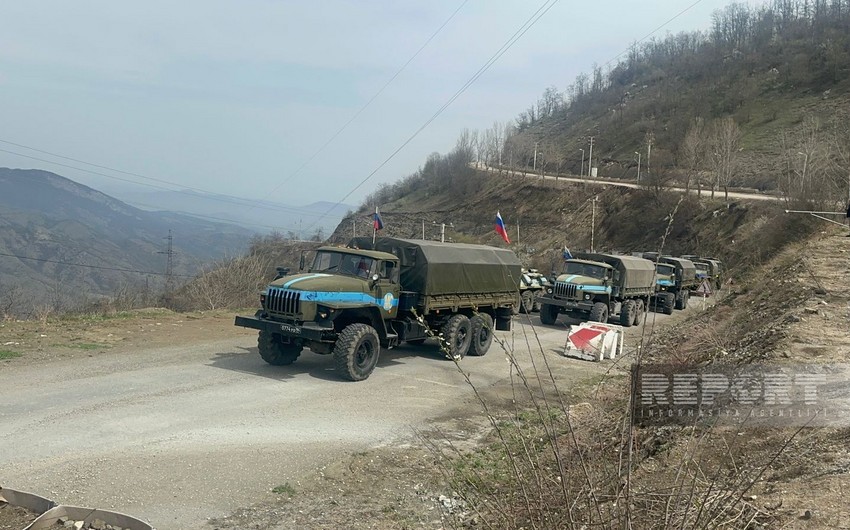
[372,260,400,318]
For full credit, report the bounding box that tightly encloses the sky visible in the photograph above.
[0,0,752,220]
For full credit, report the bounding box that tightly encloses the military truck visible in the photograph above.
[519,268,550,313]
[537,252,656,327]
[646,255,698,314]
[234,237,520,381]
[682,255,723,291]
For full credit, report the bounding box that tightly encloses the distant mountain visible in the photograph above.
[0,168,257,309]
[109,188,352,238]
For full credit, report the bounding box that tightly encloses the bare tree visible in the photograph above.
[680,118,706,194]
[708,117,742,200]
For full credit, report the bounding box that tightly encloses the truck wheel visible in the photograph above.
[441,314,471,359]
[620,300,636,327]
[662,293,675,315]
[258,331,302,366]
[539,303,559,325]
[469,314,494,356]
[520,290,534,314]
[635,299,645,324]
[532,293,542,312]
[589,302,608,323]
[333,323,380,381]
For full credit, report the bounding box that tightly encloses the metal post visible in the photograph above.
[533,142,539,171]
[422,219,425,240]
[635,151,641,182]
[441,223,446,243]
[579,148,584,178]
[352,218,356,237]
[588,137,594,178]
[590,196,598,252]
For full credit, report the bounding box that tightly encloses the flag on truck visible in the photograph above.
[494,211,510,244]
[373,207,384,231]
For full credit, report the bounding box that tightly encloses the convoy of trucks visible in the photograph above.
[235,233,724,378]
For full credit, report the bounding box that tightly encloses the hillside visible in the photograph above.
[0,168,256,315]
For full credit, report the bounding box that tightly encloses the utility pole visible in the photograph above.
[422,219,426,240]
[590,197,598,253]
[579,148,585,178]
[516,218,520,245]
[635,151,641,182]
[588,137,594,178]
[352,218,356,237]
[158,229,174,302]
[533,142,539,171]
[646,134,652,179]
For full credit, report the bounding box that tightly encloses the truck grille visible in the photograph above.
[265,288,301,315]
[554,282,577,299]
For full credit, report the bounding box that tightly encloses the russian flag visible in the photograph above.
[373,207,384,231]
[494,211,510,244]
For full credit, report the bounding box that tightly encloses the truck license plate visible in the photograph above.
[280,324,301,335]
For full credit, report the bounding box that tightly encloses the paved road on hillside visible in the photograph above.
[0,308,701,529]
[479,164,783,202]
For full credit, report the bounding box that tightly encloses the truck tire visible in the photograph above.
[520,290,534,314]
[675,291,685,310]
[532,293,542,312]
[333,323,380,381]
[589,302,608,323]
[635,299,645,325]
[620,300,636,327]
[539,303,559,325]
[469,314,494,356]
[441,314,472,359]
[258,331,302,366]
[662,292,675,315]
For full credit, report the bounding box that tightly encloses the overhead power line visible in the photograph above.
[0,251,195,278]
[266,0,471,197]
[306,0,561,233]
[0,143,343,221]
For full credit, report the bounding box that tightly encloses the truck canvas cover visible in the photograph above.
[572,252,656,290]
[658,256,697,282]
[349,237,521,296]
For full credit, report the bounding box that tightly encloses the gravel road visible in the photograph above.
[0,309,692,529]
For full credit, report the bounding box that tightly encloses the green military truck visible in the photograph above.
[681,255,724,291]
[646,255,698,314]
[235,237,520,381]
[537,252,656,327]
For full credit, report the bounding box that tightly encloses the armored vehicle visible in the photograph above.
[519,268,550,313]
[235,237,520,381]
[646,255,698,314]
[537,252,656,327]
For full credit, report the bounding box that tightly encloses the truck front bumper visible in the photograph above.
[234,313,336,343]
[538,297,593,312]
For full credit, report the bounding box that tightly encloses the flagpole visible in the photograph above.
[372,207,377,245]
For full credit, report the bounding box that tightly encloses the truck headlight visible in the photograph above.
[547,288,553,294]
[584,294,591,300]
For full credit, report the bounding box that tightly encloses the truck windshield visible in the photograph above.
[656,264,675,276]
[312,251,375,278]
[564,262,607,279]
[694,263,709,274]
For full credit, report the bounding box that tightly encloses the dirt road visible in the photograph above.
[0,307,699,529]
